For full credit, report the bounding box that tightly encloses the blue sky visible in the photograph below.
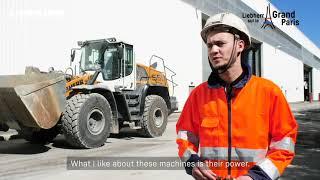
[270,0,320,49]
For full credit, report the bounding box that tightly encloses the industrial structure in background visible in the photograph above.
[0,38,178,148]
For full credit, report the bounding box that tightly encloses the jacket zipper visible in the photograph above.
[226,85,233,177]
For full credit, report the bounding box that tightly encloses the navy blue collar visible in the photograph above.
[207,63,252,89]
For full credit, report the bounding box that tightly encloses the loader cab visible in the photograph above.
[78,38,136,91]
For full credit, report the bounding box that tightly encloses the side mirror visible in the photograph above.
[150,62,157,69]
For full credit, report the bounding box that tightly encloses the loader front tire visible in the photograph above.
[139,95,168,137]
[61,93,111,148]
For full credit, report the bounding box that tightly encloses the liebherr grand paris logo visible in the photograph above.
[242,3,300,30]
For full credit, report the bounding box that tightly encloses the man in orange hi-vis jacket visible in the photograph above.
[176,12,298,180]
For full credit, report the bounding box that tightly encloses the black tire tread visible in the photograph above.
[61,93,111,148]
[139,95,168,137]
[62,94,88,148]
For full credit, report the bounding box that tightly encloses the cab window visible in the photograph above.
[125,47,133,76]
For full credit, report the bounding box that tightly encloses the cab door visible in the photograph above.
[121,45,136,90]
[97,43,135,91]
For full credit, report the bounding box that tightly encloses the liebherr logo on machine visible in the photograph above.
[66,79,84,91]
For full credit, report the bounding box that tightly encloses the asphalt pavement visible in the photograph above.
[281,108,320,180]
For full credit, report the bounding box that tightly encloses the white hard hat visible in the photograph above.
[201,12,251,48]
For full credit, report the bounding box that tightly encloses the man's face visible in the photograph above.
[206,31,244,70]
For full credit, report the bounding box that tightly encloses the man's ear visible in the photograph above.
[237,39,245,52]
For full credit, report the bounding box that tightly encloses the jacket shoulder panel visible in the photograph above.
[250,76,282,95]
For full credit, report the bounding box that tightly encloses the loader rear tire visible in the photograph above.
[138,95,168,137]
[18,126,59,144]
[61,93,111,148]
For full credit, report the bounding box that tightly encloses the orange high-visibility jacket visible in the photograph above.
[176,69,298,179]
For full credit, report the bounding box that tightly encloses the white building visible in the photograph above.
[1,0,319,110]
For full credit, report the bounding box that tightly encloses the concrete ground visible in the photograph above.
[290,101,320,112]
[0,113,193,180]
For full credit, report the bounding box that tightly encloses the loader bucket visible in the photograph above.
[0,72,66,129]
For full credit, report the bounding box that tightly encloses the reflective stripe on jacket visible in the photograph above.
[176,74,298,179]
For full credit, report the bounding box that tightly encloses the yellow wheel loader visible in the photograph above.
[0,38,178,148]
